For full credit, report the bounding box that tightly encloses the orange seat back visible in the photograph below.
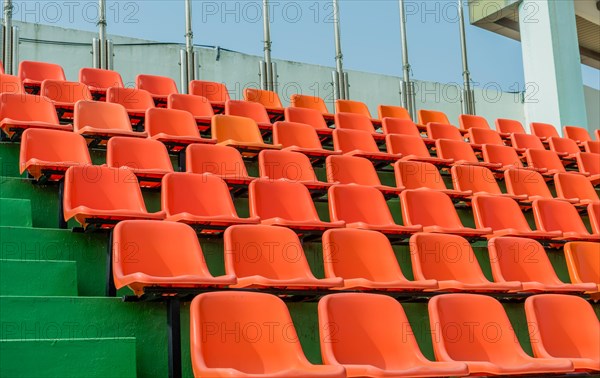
[511,133,545,150]
[564,242,599,285]
[167,94,214,117]
[225,100,271,124]
[41,80,92,104]
[394,160,448,191]
[284,107,329,130]
[290,94,330,114]
[74,101,132,132]
[0,93,59,124]
[381,117,420,136]
[576,152,600,175]
[19,60,66,82]
[427,122,463,141]
[534,199,590,235]
[189,80,230,103]
[386,134,431,158]
[243,88,283,109]
[0,74,24,94]
[335,112,376,133]
[548,137,580,155]
[146,107,200,138]
[249,179,321,221]
[472,195,534,232]
[378,105,411,120]
[107,137,173,172]
[272,121,324,150]
[258,150,318,182]
[418,109,450,125]
[328,185,396,226]
[531,122,560,139]
[459,114,490,130]
[162,173,240,218]
[107,87,155,111]
[335,99,372,118]
[504,168,552,198]
[333,129,379,154]
[401,190,464,228]
[79,68,124,90]
[326,155,382,186]
[436,139,478,162]
[482,144,525,168]
[136,74,178,96]
[495,118,525,134]
[186,144,249,178]
[554,173,599,203]
[526,149,565,172]
[451,165,502,194]
[211,114,264,144]
[468,128,503,145]
[564,126,592,143]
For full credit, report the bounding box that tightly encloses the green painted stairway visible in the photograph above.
[1,141,599,378]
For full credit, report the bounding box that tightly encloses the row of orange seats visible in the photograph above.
[186,291,599,376]
[113,220,599,296]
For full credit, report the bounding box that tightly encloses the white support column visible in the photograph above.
[519,0,588,131]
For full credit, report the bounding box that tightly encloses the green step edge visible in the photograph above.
[0,259,77,296]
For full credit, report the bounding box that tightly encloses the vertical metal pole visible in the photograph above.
[184,0,195,82]
[262,0,273,91]
[399,0,416,120]
[3,0,13,74]
[179,50,189,94]
[458,0,475,114]
[10,25,17,74]
[98,0,107,69]
[332,0,346,100]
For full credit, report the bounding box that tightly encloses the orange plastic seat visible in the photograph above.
[106,137,173,188]
[249,179,345,233]
[575,152,600,184]
[258,150,332,194]
[482,144,543,172]
[564,242,600,294]
[410,233,520,291]
[290,94,333,117]
[136,74,178,105]
[333,129,401,169]
[589,202,600,234]
[190,291,346,378]
[225,100,272,135]
[145,107,215,152]
[394,161,470,198]
[401,190,491,236]
[79,68,124,99]
[531,122,560,140]
[41,80,92,120]
[436,139,501,169]
[326,155,403,197]
[468,127,504,146]
[284,107,333,144]
[243,87,283,109]
[18,61,66,93]
[584,140,600,154]
[112,220,235,295]
[386,134,453,166]
[548,136,581,158]
[272,121,339,163]
[224,225,342,289]
[0,73,23,94]
[510,132,545,151]
[428,293,574,376]
[322,229,437,291]
[458,114,491,131]
[533,199,600,241]
[185,144,254,190]
[162,172,259,232]
[503,168,558,202]
[167,93,214,133]
[381,117,430,141]
[0,93,71,140]
[329,185,422,237]
[526,149,567,175]
[189,80,230,109]
[417,109,451,126]
[335,99,377,122]
[318,293,469,377]
[377,104,412,121]
[555,172,599,205]
[211,114,281,155]
[335,112,383,141]
[107,87,155,127]
[526,295,600,372]
[489,237,596,293]
[451,165,525,200]
[19,128,91,181]
[73,100,146,145]
[426,122,464,141]
[496,118,525,134]
[472,195,562,239]
[564,126,593,143]
[63,165,165,229]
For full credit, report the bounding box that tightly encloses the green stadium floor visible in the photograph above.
[1,141,599,377]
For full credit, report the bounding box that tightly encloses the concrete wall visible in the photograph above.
[13,20,598,132]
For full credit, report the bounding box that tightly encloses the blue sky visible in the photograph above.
[11,0,600,90]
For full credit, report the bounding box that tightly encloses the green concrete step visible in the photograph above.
[0,259,77,296]
[0,337,137,377]
[0,296,193,378]
[0,143,23,178]
[0,198,32,227]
